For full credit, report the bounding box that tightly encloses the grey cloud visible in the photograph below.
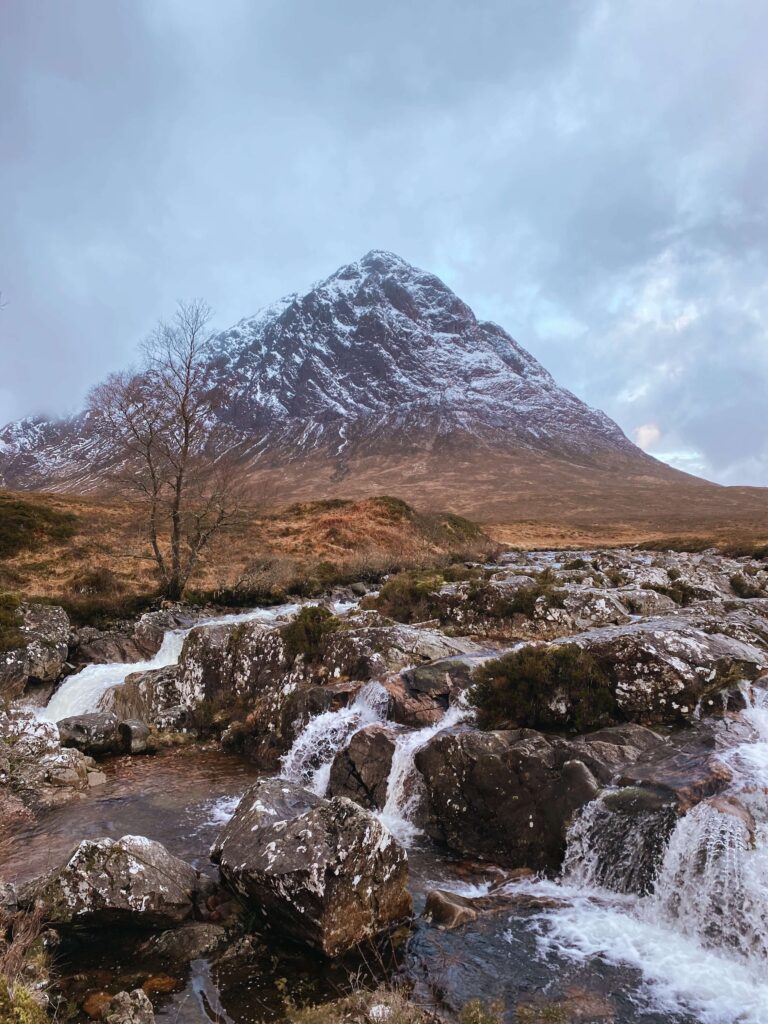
[1,0,767,484]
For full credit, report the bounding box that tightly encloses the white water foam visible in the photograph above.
[42,602,306,722]
[279,681,389,795]
[378,698,472,845]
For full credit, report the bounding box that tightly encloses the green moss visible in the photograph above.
[470,643,616,732]
[281,605,342,662]
[0,496,77,560]
[0,981,49,1024]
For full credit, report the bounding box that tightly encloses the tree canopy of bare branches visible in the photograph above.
[90,300,245,599]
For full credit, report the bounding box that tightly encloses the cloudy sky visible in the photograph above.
[2,0,767,485]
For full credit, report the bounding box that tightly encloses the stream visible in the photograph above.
[4,595,768,1023]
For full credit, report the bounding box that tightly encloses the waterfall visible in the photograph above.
[646,801,768,965]
[279,681,389,795]
[378,699,472,845]
[41,602,307,722]
[562,788,677,895]
[531,682,768,1023]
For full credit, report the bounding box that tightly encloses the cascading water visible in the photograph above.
[42,602,306,722]
[279,681,389,795]
[531,682,768,1024]
[378,698,472,845]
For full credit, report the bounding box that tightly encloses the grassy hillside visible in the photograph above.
[0,490,497,623]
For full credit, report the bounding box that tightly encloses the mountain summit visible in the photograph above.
[203,249,635,464]
[0,251,714,522]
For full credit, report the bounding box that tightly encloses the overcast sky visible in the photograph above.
[2,0,767,485]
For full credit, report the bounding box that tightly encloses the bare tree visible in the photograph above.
[90,300,245,599]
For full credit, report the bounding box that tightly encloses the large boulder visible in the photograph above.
[58,712,122,756]
[328,724,396,809]
[567,618,767,724]
[100,666,190,732]
[0,603,69,702]
[384,656,481,727]
[28,835,202,930]
[211,779,411,957]
[415,728,600,870]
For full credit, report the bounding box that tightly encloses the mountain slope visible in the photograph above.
[2,249,765,532]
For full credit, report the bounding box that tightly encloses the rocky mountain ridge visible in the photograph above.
[1,250,656,501]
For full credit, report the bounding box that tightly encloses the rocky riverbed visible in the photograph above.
[2,547,768,1024]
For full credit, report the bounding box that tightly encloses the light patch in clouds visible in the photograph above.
[634,423,661,450]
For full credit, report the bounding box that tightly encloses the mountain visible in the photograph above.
[2,250,766,534]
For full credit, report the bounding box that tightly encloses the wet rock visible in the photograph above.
[384,656,480,727]
[422,889,479,929]
[99,667,189,731]
[618,733,734,812]
[415,729,600,870]
[562,723,667,784]
[328,724,396,809]
[103,990,155,1024]
[118,720,150,754]
[29,835,201,930]
[211,778,412,957]
[138,922,227,962]
[0,603,69,702]
[58,712,122,756]
[0,705,100,809]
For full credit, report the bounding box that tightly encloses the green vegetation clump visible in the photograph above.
[563,557,588,571]
[0,593,23,653]
[730,573,765,599]
[281,605,342,662]
[506,570,567,618]
[470,643,616,732]
[460,999,506,1024]
[55,591,158,628]
[0,496,77,559]
[667,567,682,581]
[605,567,626,587]
[365,570,445,623]
[641,581,698,607]
[0,980,49,1024]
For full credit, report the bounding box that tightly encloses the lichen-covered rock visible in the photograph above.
[102,990,155,1024]
[567,618,767,724]
[0,706,105,809]
[118,719,150,754]
[384,656,480,727]
[328,724,396,809]
[29,835,201,930]
[100,666,189,731]
[0,603,69,702]
[58,712,122,756]
[211,779,411,956]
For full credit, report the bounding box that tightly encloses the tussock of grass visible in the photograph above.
[470,643,616,731]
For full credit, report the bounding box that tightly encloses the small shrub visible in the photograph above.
[54,591,158,628]
[563,557,588,571]
[0,594,23,653]
[365,571,445,623]
[507,579,567,618]
[68,566,124,596]
[281,606,341,662]
[730,573,764,599]
[470,644,616,732]
[641,581,698,607]
[667,567,682,581]
[605,567,626,587]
